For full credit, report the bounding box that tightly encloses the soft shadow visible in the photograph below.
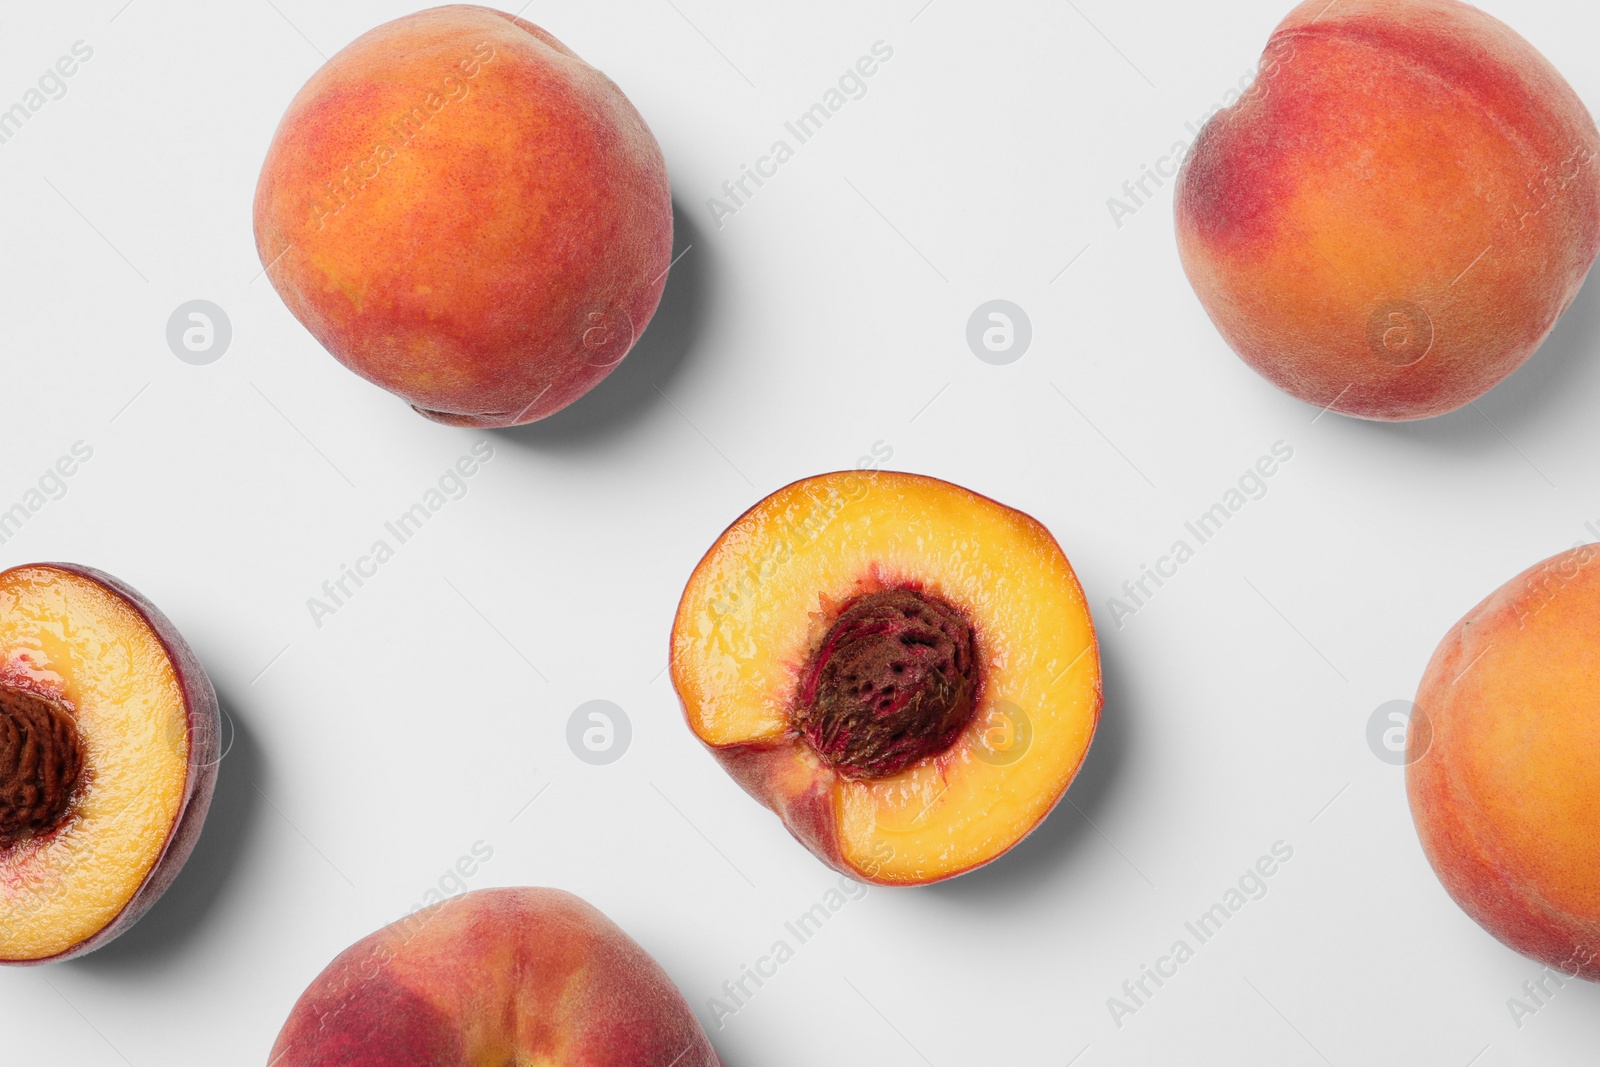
[495,198,710,449]
[72,689,264,972]
[925,636,1137,905]
[1364,272,1600,448]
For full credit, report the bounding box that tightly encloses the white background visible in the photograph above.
[2,1,1599,1064]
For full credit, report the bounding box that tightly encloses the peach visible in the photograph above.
[1175,0,1600,421]
[671,471,1102,886]
[1409,544,1600,977]
[254,5,673,426]
[268,887,721,1066]
[0,563,220,964]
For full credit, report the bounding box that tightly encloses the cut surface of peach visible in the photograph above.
[672,471,1101,885]
[0,564,217,963]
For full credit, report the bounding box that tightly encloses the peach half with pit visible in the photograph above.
[671,471,1102,886]
[253,5,673,426]
[268,887,721,1066]
[0,563,220,964]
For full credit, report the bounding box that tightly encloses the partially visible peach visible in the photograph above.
[1409,545,1600,978]
[268,888,721,1066]
[1176,0,1600,420]
[254,5,673,426]
[0,564,220,964]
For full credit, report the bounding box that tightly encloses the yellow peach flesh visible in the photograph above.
[0,567,189,961]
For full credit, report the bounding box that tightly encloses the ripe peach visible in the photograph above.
[0,564,220,964]
[254,5,673,426]
[1175,0,1600,421]
[1409,544,1600,977]
[671,471,1102,886]
[268,887,721,1066]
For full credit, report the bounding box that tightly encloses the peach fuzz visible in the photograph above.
[254,5,672,426]
[1409,544,1600,978]
[1176,0,1600,421]
[268,887,721,1066]
[0,564,220,964]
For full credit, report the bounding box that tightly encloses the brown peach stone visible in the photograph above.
[0,685,83,847]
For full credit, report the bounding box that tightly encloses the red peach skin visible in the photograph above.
[269,887,722,1066]
[254,6,673,426]
[1176,0,1600,420]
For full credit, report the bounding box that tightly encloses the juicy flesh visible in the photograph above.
[0,567,189,960]
[674,472,1100,883]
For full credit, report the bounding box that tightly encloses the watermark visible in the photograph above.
[853,700,1033,870]
[1506,145,1597,235]
[966,300,1032,365]
[167,300,232,365]
[705,442,894,621]
[306,441,495,628]
[406,839,495,914]
[1366,700,1430,766]
[296,839,495,1049]
[1107,840,1295,1029]
[1107,442,1295,629]
[1518,537,1600,631]
[566,700,631,765]
[0,40,94,148]
[704,874,870,1029]
[164,703,236,765]
[855,439,893,472]
[577,305,635,368]
[971,699,1032,766]
[309,42,497,231]
[706,41,895,230]
[1507,944,1597,1029]
[0,819,103,927]
[1366,301,1433,367]
[0,442,95,547]
[1106,37,1296,230]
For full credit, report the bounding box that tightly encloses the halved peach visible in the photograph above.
[671,471,1102,886]
[0,564,220,964]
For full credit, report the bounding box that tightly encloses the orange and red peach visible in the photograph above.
[0,563,220,964]
[1176,0,1600,421]
[671,471,1102,886]
[268,887,721,1066]
[1409,544,1600,978]
[254,5,673,426]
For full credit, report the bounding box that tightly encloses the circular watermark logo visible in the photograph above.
[972,699,1033,766]
[966,300,1032,366]
[567,700,632,765]
[1366,699,1431,766]
[167,300,232,366]
[165,704,235,768]
[578,305,636,368]
[1366,300,1433,367]
[860,839,896,878]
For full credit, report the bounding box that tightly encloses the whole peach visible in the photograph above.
[254,5,672,426]
[1176,0,1600,420]
[268,887,721,1065]
[1409,544,1600,978]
